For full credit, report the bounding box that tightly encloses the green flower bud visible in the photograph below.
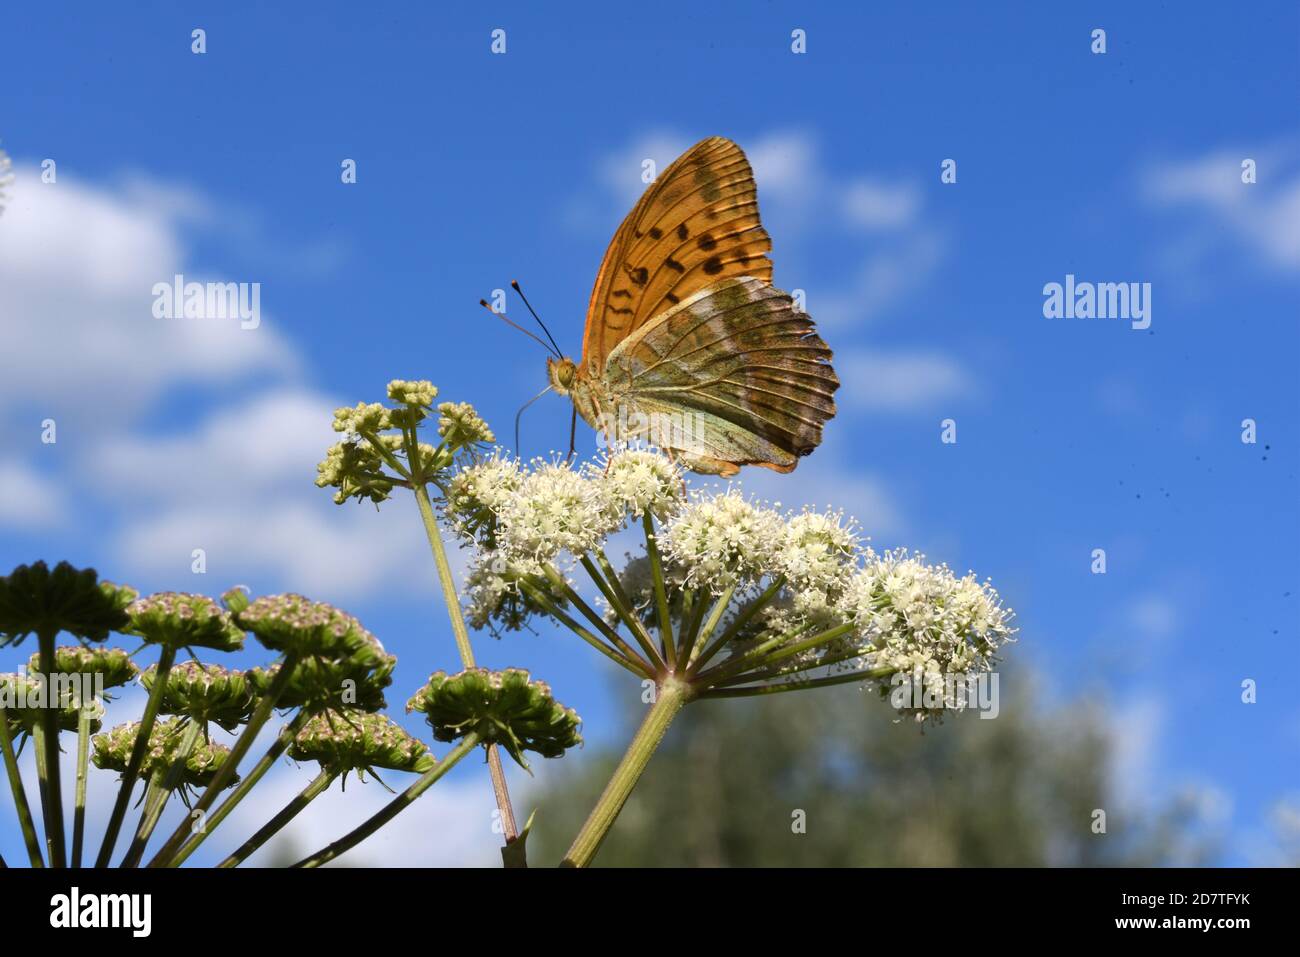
[406,668,582,770]
[125,593,246,652]
[141,661,256,732]
[234,594,379,659]
[26,645,138,692]
[289,709,434,778]
[315,440,395,506]
[386,379,438,409]
[1,672,104,738]
[332,401,393,435]
[0,561,136,647]
[247,641,395,713]
[92,718,239,792]
[437,401,495,448]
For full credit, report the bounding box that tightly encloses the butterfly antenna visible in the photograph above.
[478,299,560,357]
[511,280,564,357]
[515,384,553,458]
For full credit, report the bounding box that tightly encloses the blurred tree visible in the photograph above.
[532,672,1217,866]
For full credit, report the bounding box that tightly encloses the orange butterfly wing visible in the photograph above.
[581,136,774,369]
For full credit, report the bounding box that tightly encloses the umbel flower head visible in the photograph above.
[657,489,785,594]
[586,449,685,523]
[289,709,434,780]
[232,593,378,660]
[0,561,136,647]
[126,592,245,652]
[462,550,570,635]
[406,668,582,770]
[444,452,521,548]
[92,718,239,793]
[26,645,139,692]
[247,638,396,713]
[142,661,257,732]
[493,459,622,567]
[2,673,105,740]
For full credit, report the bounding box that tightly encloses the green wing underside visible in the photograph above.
[600,276,840,475]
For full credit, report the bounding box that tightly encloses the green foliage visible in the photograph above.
[531,676,1217,867]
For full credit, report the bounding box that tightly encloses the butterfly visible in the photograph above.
[545,136,839,477]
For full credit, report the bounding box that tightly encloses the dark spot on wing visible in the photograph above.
[677,223,689,240]
[649,226,662,240]
[611,289,631,298]
[665,257,684,272]
[631,266,649,285]
[698,233,716,251]
[703,256,724,275]
[665,292,680,304]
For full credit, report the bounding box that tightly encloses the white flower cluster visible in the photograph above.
[839,549,1015,718]
[447,449,1016,714]
[656,489,784,594]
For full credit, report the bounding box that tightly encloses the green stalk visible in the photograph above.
[144,653,301,868]
[562,677,690,868]
[587,552,666,673]
[700,665,892,698]
[218,768,334,868]
[685,584,735,669]
[688,576,786,676]
[411,480,520,849]
[36,630,65,867]
[674,590,709,665]
[292,733,479,868]
[642,513,676,668]
[71,700,92,868]
[518,580,647,675]
[164,709,311,867]
[119,768,167,868]
[0,706,44,867]
[96,643,176,867]
[121,718,203,867]
[702,621,852,686]
[544,565,654,677]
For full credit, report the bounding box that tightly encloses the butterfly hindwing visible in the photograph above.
[582,137,774,369]
[602,276,839,476]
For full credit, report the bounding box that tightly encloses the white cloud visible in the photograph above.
[0,164,298,431]
[1126,595,1178,642]
[0,458,67,528]
[1142,142,1300,273]
[842,178,921,231]
[89,387,431,600]
[835,348,972,412]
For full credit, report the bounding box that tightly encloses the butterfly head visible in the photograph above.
[546,356,579,397]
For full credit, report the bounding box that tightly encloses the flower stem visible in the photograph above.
[144,652,301,868]
[700,665,892,698]
[545,565,654,677]
[292,732,480,868]
[518,580,648,675]
[71,701,92,868]
[642,513,676,668]
[688,575,786,676]
[218,769,335,868]
[562,677,690,868]
[122,718,203,867]
[96,643,176,867]
[0,704,44,867]
[586,552,666,673]
[36,630,66,867]
[411,481,520,851]
[685,584,735,669]
[164,709,311,867]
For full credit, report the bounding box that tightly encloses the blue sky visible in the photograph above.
[1,1,1297,865]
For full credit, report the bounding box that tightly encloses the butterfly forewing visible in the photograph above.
[603,276,839,476]
[582,137,774,368]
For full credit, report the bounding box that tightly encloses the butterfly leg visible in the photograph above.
[565,405,577,464]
